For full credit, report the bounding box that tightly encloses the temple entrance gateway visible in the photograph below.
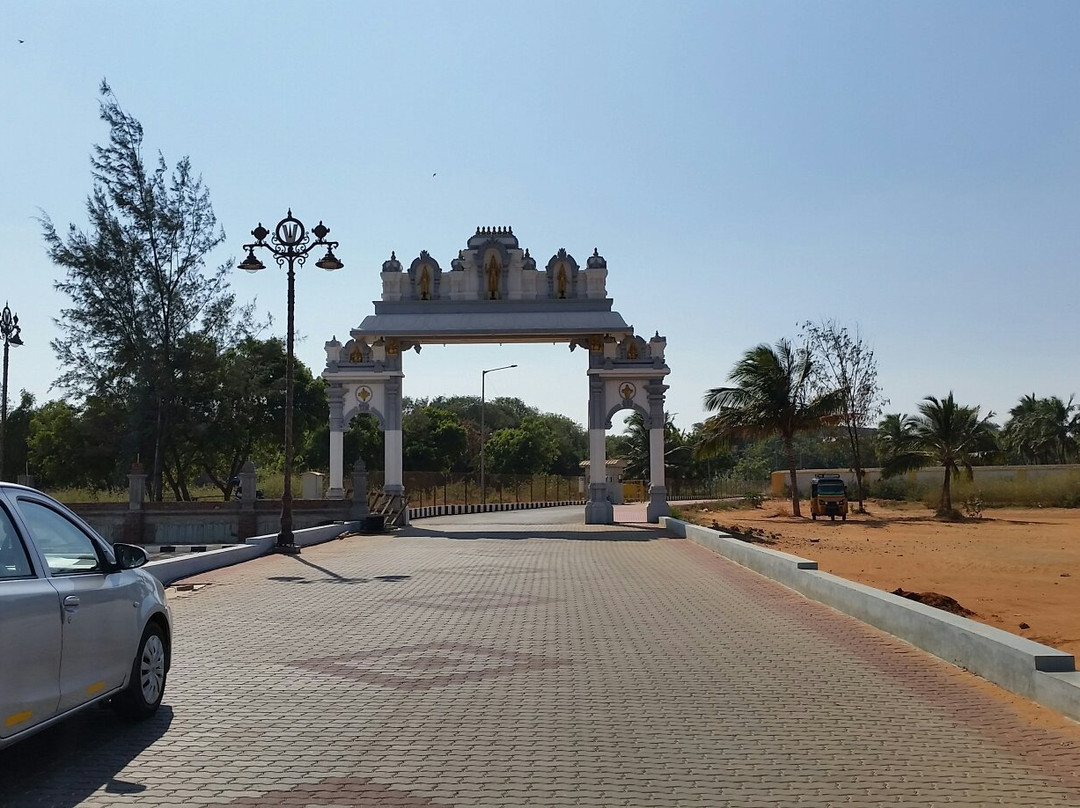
[321,227,671,525]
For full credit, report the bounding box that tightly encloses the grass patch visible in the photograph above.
[866,472,1080,510]
[919,474,1080,510]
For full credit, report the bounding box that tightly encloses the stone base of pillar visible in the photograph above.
[325,487,345,501]
[646,485,670,523]
[237,511,257,541]
[584,483,614,525]
[122,511,145,544]
[383,484,409,527]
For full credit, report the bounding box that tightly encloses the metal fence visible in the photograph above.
[354,472,585,508]
[355,472,763,506]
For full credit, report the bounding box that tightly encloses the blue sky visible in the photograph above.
[2,1,1078,435]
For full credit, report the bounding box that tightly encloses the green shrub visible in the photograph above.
[741,492,765,509]
[868,477,922,501]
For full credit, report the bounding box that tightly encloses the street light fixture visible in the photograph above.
[239,211,343,554]
[480,364,517,505]
[0,303,23,482]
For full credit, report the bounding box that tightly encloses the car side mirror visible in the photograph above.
[113,543,149,570]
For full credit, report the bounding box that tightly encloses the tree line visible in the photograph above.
[6,84,1077,511]
[695,326,1078,518]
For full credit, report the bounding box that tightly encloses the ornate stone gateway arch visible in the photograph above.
[321,227,671,525]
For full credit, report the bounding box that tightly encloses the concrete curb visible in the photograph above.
[662,516,1080,723]
[146,522,360,586]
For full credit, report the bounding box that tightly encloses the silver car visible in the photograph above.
[0,483,172,749]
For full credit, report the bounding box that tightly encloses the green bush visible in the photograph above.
[868,477,922,501]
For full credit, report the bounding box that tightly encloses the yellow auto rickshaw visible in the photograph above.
[810,474,848,521]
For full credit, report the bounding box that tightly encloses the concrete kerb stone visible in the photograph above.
[662,515,1080,723]
[145,522,360,586]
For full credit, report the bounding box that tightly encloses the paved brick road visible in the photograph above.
[3,512,1080,807]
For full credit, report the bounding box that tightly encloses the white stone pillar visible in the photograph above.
[327,429,344,499]
[590,429,607,486]
[649,426,665,489]
[327,385,346,500]
[584,375,614,524]
[646,381,671,523]
[384,429,404,489]
[380,372,408,526]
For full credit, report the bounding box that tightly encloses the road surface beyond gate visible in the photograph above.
[2,506,1079,807]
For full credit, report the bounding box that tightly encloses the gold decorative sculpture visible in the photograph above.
[486,255,500,299]
[419,265,431,300]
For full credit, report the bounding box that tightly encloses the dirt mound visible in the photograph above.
[709,522,777,544]
[892,587,976,617]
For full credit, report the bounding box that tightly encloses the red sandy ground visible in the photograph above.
[679,499,1080,659]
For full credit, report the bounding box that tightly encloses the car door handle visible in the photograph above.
[63,596,80,612]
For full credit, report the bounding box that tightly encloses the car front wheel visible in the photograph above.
[113,622,167,719]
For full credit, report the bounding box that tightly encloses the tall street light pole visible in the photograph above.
[239,211,343,554]
[0,303,24,482]
[480,364,517,505]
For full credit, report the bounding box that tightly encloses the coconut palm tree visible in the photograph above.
[614,411,690,482]
[879,393,997,517]
[1001,394,1079,464]
[697,340,846,517]
[874,412,916,466]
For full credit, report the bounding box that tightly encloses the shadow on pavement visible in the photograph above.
[267,555,414,585]
[0,704,174,808]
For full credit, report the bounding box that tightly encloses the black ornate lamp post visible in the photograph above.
[239,211,343,553]
[0,303,23,482]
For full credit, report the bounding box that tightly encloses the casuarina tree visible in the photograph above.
[41,81,252,498]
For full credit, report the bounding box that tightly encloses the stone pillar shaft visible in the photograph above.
[589,429,606,485]
[328,429,344,499]
[649,427,665,488]
[385,429,403,489]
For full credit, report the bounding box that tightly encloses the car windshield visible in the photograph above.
[818,482,845,495]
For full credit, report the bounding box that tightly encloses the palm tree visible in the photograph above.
[615,411,690,482]
[1001,394,1043,463]
[879,393,997,517]
[697,340,846,517]
[1001,394,1078,464]
[875,412,915,466]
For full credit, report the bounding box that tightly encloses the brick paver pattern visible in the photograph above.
[3,518,1080,807]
